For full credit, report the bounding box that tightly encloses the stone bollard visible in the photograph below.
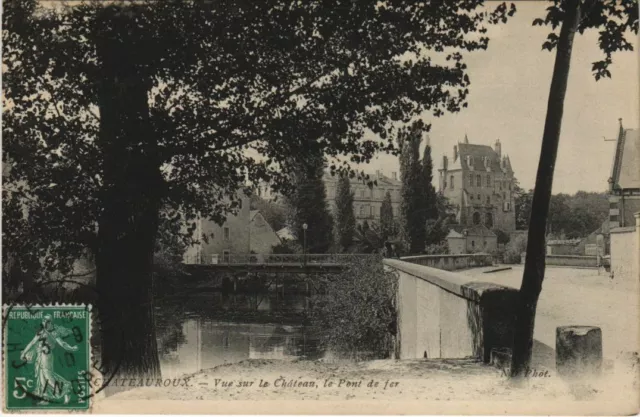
[491,347,512,375]
[556,326,602,378]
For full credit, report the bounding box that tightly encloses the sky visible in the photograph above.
[360,2,640,195]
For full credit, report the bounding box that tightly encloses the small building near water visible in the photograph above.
[446,225,497,254]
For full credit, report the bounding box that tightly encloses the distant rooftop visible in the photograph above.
[610,123,640,190]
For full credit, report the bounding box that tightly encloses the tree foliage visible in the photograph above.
[380,191,395,241]
[334,175,356,252]
[311,255,398,359]
[3,0,517,376]
[249,194,287,232]
[533,0,638,80]
[284,154,334,253]
[422,140,440,245]
[398,124,427,254]
[3,0,516,269]
[514,188,609,238]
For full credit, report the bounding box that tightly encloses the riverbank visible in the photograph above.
[103,357,638,406]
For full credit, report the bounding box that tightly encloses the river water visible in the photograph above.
[154,291,323,377]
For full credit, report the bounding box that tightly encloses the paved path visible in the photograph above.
[459,265,639,364]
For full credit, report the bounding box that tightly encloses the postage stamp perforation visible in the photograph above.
[3,303,94,413]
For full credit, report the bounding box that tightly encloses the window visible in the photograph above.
[222,250,230,263]
[223,226,230,240]
[499,181,502,190]
[477,194,481,201]
[476,175,481,187]
[486,195,490,204]
[380,206,384,217]
[470,194,474,200]
[610,214,619,222]
[486,175,491,187]
[469,173,474,186]
[238,199,243,209]
[471,240,475,248]
[610,201,618,209]
[359,206,365,216]
[450,175,455,189]
[485,212,494,228]
[508,183,511,191]
[503,192,506,200]
[370,206,374,217]
[472,211,481,225]
[360,189,365,198]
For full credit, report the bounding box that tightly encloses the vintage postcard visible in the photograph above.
[2,0,639,415]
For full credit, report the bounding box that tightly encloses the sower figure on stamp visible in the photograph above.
[20,314,78,404]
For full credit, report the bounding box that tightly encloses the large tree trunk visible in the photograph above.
[510,0,582,378]
[94,11,162,379]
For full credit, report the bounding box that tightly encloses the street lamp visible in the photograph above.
[302,223,308,264]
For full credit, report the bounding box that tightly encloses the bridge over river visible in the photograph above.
[182,253,373,275]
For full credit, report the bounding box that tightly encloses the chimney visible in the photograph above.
[464,133,469,144]
[494,139,501,157]
[392,172,397,181]
[453,145,458,162]
[376,170,381,179]
[442,155,448,171]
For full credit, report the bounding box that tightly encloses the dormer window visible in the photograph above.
[476,175,481,187]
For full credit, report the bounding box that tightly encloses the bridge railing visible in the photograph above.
[183,253,374,265]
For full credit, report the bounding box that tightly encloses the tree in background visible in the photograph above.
[399,124,428,254]
[285,154,334,253]
[422,139,441,245]
[514,185,608,238]
[249,194,287,232]
[334,175,356,252]
[511,0,638,378]
[513,182,533,230]
[380,191,395,241]
[3,0,516,377]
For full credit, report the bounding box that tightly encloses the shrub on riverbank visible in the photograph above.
[311,255,397,360]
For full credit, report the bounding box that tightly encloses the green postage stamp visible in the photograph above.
[3,305,92,411]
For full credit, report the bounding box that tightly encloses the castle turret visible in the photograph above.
[453,145,458,162]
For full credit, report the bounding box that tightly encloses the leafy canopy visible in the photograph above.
[3,0,516,271]
[534,0,638,80]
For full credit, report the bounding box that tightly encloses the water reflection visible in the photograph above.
[155,291,322,377]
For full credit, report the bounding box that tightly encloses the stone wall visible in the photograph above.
[401,253,494,271]
[385,259,517,362]
[610,212,639,283]
[520,253,599,268]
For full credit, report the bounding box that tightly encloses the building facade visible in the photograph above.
[183,195,251,264]
[438,136,516,233]
[324,170,402,225]
[249,210,281,255]
[446,225,498,254]
[607,120,639,283]
[608,122,640,229]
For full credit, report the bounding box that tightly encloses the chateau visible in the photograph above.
[438,136,516,233]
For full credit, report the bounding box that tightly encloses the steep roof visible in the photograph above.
[456,143,509,173]
[610,127,640,190]
[323,171,401,187]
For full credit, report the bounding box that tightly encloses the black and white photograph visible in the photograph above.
[1,0,639,414]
